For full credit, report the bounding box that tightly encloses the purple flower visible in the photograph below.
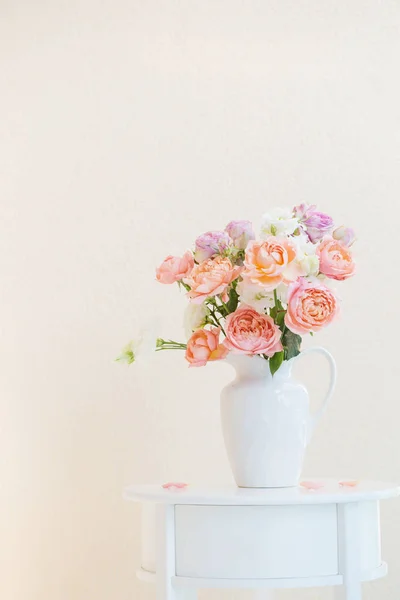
[225,220,255,250]
[293,203,334,243]
[194,230,231,263]
[332,226,356,247]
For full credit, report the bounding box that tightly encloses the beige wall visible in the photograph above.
[1,2,400,599]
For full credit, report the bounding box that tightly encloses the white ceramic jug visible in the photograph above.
[220,348,336,488]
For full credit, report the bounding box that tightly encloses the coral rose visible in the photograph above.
[185,256,241,304]
[156,251,194,284]
[317,237,355,281]
[285,278,339,335]
[185,327,228,367]
[243,237,301,291]
[224,306,283,356]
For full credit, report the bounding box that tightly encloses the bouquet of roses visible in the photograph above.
[117,204,355,375]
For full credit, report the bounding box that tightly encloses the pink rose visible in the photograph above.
[194,231,231,263]
[156,251,194,284]
[285,278,339,335]
[225,220,255,250]
[185,327,228,367]
[293,203,334,243]
[317,237,355,280]
[243,237,301,291]
[185,256,241,304]
[224,306,283,357]
[332,226,356,247]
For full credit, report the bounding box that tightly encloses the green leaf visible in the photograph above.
[275,310,285,328]
[269,351,284,376]
[226,287,239,313]
[270,300,285,327]
[282,328,302,360]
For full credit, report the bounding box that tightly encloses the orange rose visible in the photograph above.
[185,327,228,367]
[243,237,300,290]
[185,256,241,304]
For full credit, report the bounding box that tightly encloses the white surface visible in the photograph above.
[125,480,400,505]
[175,504,338,578]
[220,349,336,487]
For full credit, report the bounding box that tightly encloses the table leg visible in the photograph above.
[335,503,362,600]
[156,504,178,600]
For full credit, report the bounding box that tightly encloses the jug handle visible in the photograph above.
[294,346,337,445]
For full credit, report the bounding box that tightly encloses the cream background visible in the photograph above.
[1,1,400,599]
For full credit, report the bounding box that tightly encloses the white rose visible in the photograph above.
[260,207,300,238]
[184,303,210,339]
[292,233,320,277]
[237,279,275,313]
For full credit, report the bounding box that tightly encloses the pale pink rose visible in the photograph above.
[185,327,228,367]
[225,220,255,250]
[293,203,334,243]
[333,225,356,247]
[224,306,283,357]
[156,251,194,284]
[185,256,241,304]
[285,278,339,335]
[317,237,355,281]
[243,237,301,291]
[194,230,231,263]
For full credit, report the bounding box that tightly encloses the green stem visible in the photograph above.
[156,346,186,351]
[209,309,226,335]
[157,338,187,350]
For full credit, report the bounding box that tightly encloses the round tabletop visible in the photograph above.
[124,479,400,506]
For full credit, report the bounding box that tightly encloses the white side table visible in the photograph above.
[124,480,399,600]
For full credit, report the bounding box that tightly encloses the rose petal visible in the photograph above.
[339,480,359,488]
[300,481,325,490]
[162,482,189,490]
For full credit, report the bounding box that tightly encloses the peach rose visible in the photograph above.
[185,256,241,304]
[224,306,283,356]
[285,278,339,335]
[317,237,355,281]
[243,237,300,291]
[156,251,194,284]
[185,327,228,367]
